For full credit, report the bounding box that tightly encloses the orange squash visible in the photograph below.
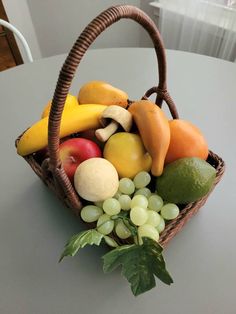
[128,100,170,176]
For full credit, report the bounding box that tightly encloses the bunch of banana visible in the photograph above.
[17,81,129,156]
[17,104,107,156]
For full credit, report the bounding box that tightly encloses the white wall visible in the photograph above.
[26,0,142,58]
[139,0,157,47]
[2,0,158,61]
[156,1,236,61]
[2,0,42,61]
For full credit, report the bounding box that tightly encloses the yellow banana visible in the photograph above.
[41,94,79,119]
[17,104,107,156]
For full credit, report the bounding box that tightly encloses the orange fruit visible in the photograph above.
[165,119,208,164]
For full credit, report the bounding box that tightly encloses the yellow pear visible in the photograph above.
[78,81,128,108]
[103,132,152,178]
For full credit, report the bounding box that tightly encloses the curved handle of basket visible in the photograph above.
[48,5,169,167]
[47,5,172,206]
[143,86,179,119]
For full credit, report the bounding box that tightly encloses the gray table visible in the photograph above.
[0,48,235,314]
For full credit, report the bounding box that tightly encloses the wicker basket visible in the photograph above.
[15,5,225,248]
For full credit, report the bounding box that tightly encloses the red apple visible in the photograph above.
[59,138,102,182]
[77,129,105,149]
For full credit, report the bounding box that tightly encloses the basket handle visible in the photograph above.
[47,5,177,209]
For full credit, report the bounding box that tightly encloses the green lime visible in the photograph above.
[156,157,216,204]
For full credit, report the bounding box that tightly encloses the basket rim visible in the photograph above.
[17,147,225,248]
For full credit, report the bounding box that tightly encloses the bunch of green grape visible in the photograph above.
[80,171,180,245]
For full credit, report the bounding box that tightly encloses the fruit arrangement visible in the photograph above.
[16,80,220,296]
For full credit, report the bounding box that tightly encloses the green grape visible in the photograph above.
[133,171,151,189]
[138,224,159,244]
[94,201,103,208]
[80,205,103,223]
[134,188,152,198]
[114,190,122,199]
[146,210,161,227]
[156,216,165,233]
[104,236,118,248]
[130,206,148,226]
[103,198,121,215]
[118,195,131,211]
[97,214,114,235]
[161,203,180,220]
[115,220,131,239]
[131,195,148,209]
[119,178,135,195]
[148,195,163,212]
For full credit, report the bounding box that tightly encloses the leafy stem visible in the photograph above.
[103,237,173,296]
[59,229,104,262]
[60,229,173,296]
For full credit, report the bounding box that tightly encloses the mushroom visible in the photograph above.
[95,105,132,142]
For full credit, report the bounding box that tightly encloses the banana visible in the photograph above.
[17,104,107,156]
[41,94,79,119]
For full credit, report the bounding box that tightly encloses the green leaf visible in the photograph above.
[111,212,137,236]
[59,229,104,262]
[122,218,137,237]
[102,237,173,296]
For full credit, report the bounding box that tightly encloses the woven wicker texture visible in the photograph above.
[15,5,225,246]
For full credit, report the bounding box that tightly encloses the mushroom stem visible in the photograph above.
[95,121,119,142]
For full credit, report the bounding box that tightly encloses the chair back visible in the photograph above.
[0,18,33,63]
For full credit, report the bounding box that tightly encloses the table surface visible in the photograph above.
[0,48,235,314]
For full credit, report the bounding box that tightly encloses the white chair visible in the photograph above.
[0,18,33,63]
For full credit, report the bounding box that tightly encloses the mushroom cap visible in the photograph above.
[100,105,132,132]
